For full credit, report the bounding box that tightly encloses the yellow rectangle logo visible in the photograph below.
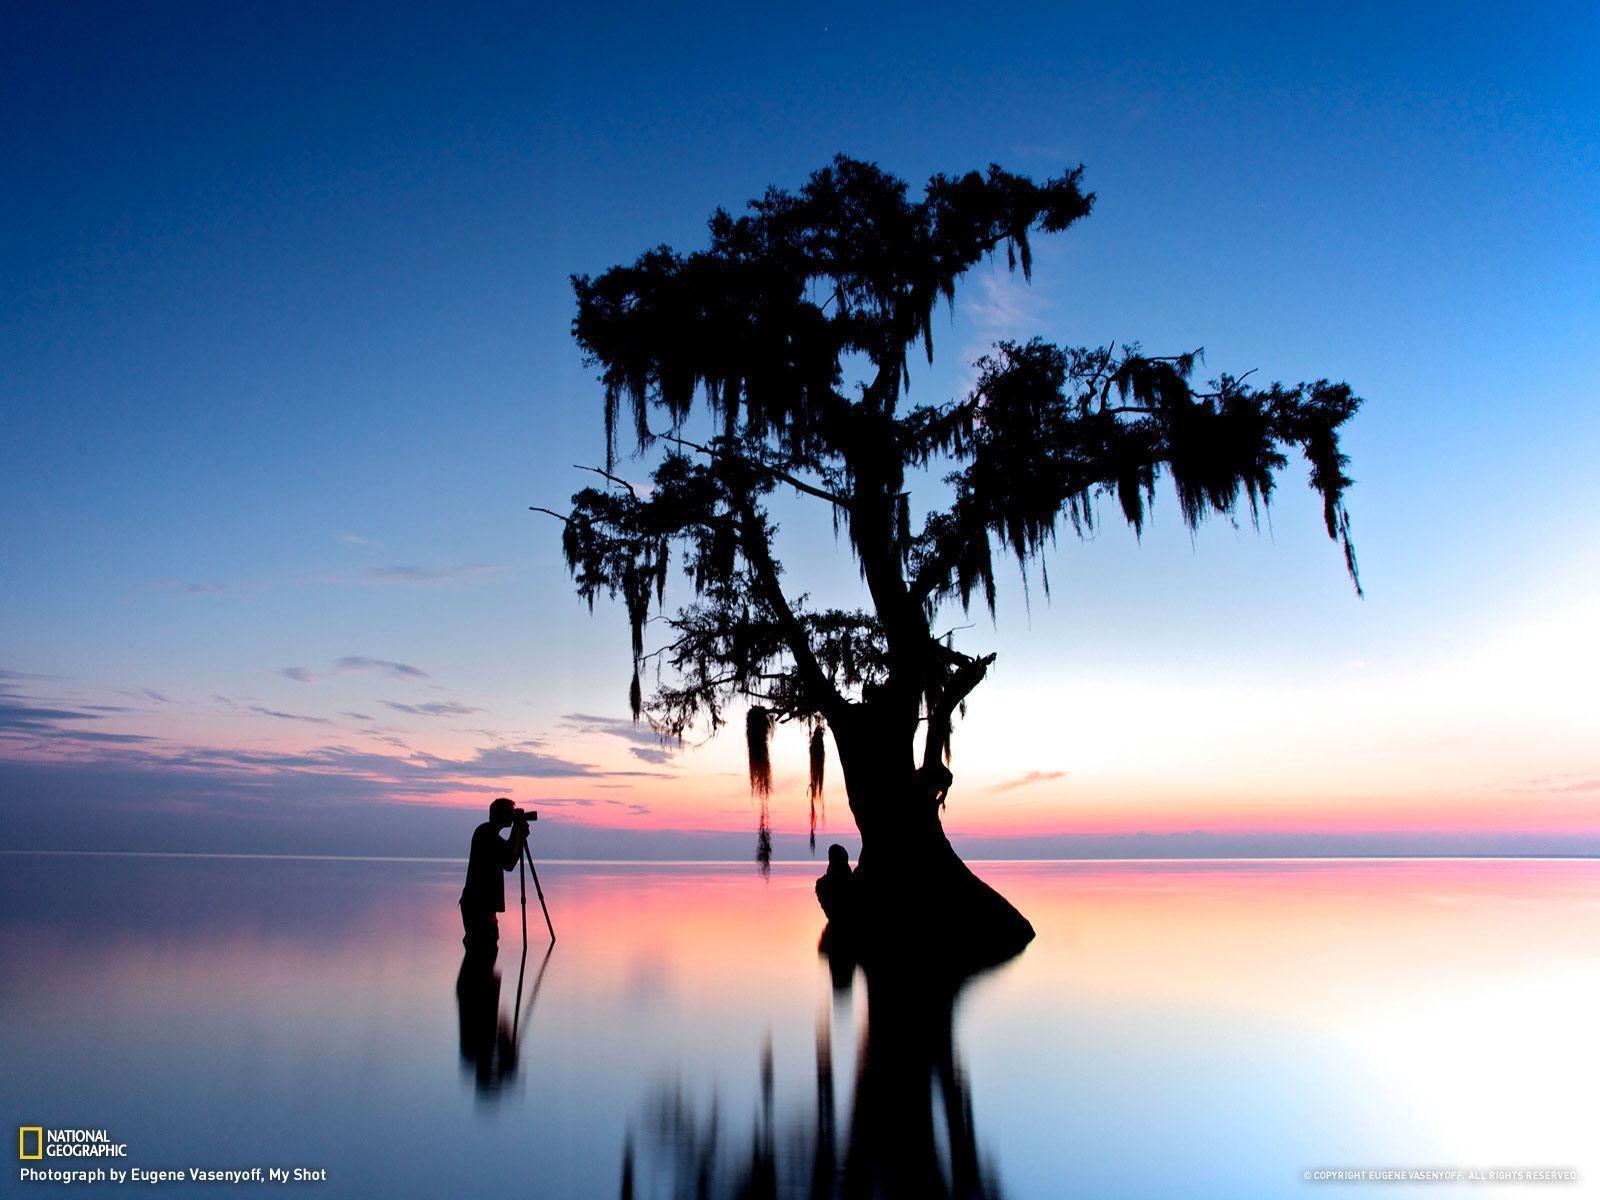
[19,1127,43,1160]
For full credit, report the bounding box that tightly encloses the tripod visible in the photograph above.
[517,830,556,949]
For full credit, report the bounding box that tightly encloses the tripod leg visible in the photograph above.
[518,848,528,955]
[511,934,526,1042]
[523,843,556,944]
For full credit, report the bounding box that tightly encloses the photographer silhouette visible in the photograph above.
[459,797,530,958]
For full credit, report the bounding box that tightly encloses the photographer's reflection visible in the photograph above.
[455,941,553,1096]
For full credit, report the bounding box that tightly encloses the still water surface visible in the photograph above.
[2,856,1597,1197]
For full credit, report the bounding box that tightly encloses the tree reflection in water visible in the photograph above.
[620,947,1004,1199]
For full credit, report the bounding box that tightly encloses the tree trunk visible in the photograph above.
[827,704,1035,975]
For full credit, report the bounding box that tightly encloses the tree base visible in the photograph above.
[822,842,1034,979]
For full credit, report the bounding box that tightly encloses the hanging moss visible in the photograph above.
[807,724,826,851]
[755,798,772,878]
[746,706,772,798]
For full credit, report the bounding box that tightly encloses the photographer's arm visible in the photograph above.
[500,819,528,870]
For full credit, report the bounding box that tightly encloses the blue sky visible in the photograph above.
[3,1,1598,856]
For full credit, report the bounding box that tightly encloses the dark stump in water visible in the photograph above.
[820,828,1034,979]
[821,721,1035,977]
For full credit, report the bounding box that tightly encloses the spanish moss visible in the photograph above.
[746,706,772,798]
[755,798,772,878]
[807,724,826,851]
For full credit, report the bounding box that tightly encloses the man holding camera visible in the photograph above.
[459,796,531,958]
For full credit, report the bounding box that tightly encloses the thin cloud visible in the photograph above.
[563,711,679,756]
[280,656,431,684]
[338,655,429,679]
[0,700,102,723]
[985,770,1068,793]
[24,728,155,744]
[1519,775,1600,795]
[969,270,1046,337]
[5,727,659,805]
[0,679,156,745]
[320,563,505,587]
[0,675,665,849]
[382,700,483,718]
[433,742,660,780]
[956,264,1057,395]
[245,706,334,725]
[154,580,232,598]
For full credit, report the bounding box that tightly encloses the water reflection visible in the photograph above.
[622,948,1002,1199]
[455,942,553,1095]
[1,857,1596,1198]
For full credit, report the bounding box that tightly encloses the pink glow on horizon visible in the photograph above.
[8,633,1598,849]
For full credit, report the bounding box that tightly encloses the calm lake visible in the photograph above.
[3,855,1597,1197]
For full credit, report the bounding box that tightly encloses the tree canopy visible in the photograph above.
[546,155,1361,850]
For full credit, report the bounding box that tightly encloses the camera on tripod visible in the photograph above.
[489,797,554,944]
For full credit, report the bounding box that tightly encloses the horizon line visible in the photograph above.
[1,850,1597,865]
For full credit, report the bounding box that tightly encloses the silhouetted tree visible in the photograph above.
[545,156,1361,966]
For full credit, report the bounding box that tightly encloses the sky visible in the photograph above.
[3,1,1598,858]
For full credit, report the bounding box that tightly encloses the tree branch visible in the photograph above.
[659,433,852,509]
[576,463,643,495]
[732,498,845,717]
[920,650,995,770]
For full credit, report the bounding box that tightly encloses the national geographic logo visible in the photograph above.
[17,1127,128,1158]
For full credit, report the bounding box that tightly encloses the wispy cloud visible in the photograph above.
[0,676,155,745]
[1008,142,1077,164]
[967,265,1051,343]
[382,700,483,718]
[319,563,505,587]
[280,656,431,684]
[335,532,384,550]
[244,706,335,725]
[1519,775,1600,795]
[413,742,608,779]
[563,711,679,758]
[168,735,661,788]
[156,582,233,601]
[0,669,673,860]
[337,655,429,679]
[985,769,1068,793]
[4,675,660,794]
[955,263,1056,395]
